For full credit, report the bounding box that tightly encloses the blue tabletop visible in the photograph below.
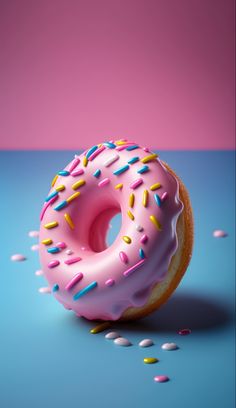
[0,150,235,408]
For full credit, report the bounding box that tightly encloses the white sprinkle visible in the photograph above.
[65,249,73,255]
[139,339,154,347]
[31,244,39,251]
[11,254,26,262]
[114,337,132,347]
[103,153,119,167]
[105,331,120,340]
[213,230,228,238]
[38,287,51,294]
[35,269,44,276]
[161,342,178,351]
[28,230,39,237]
[136,225,144,232]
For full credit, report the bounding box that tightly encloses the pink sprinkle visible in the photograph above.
[119,251,129,264]
[48,260,60,268]
[140,234,148,244]
[116,144,134,151]
[40,195,58,221]
[56,242,67,249]
[154,375,169,383]
[123,259,145,277]
[38,287,51,294]
[65,272,83,290]
[130,178,143,189]
[178,328,191,335]
[105,278,115,287]
[28,230,39,237]
[35,269,44,276]
[31,244,39,251]
[98,178,110,187]
[143,147,150,152]
[88,146,106,161]
[213,230,228,238]
[64,257,82,265]
[11,254,26,262]
[67,157,80,173]
[161,192,168,201]
[71,168,84,177]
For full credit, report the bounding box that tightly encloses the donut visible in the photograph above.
[39,140,193,321]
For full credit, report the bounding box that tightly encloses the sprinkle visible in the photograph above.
[143,147,149,152]
[141,153,158,163]
[90,322,111,334]
[55,184,65,192]
[35,269,43,276]
[127,210,135,221]
[51,174,58,187]
[150,182,161,191]
[66,192,80,203]
[105,278,115,287]
[67,157,80,172]
[64,257,82,265]
[122,236,132,244]
[213,230,228,238]
[38,287,51,294]
[66,249,73,255]
[86,145,98,159]
[129,193,135,207]
[113,164,129,175]
[161,342,178,351]
[40,195,58,221]
[71,181,85,191]
[128,156,139,164]
[65,273,83,290]
[48,260,60,268]
[136,225,143,232]
[140,234,148,244]
[154,375,169,383]
[11,254,26,262]
[73,281,98,300]
[178,328,191,335]
[56,242,67,249]
[139,248,145,259]
[154,194,161,207]
[89,146,106,161]
[71,168,85,177]
[31,244,39,251]
[126,144,139,151]
[123,259,145,277]
[105,332,120,339]
[45,191,58,202]
[142,190,149,207]
[28,230,39,237]
[44,221,59,229]
[115,183,123,190]
[161,192,168,201]
[143,357,158,364]
[64,213,75,229]
[150,215,162,231]
[104,153,120,167]
[83,156,88,167]
[54,200,67,211]
[139,339,154,347]
[115,140,128,145]
[130,178,143,189]
[47,247,60,254]
[114,337,132,346]
[41,238,53,245]
[137,165,149,174]
[119,251,129,264]
[116,144,133,151]
[93,169,101,178]
[58,170,70,176]
[103,142,116,148]
[52,284,59,292]
[98,178,110,187]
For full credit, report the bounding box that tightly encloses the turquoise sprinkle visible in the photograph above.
[47,247,60,254]
[58,170,70,176]
[54,200,67,211]
[86,145,98,158]
[52,284,59,292]
[154,194,161,207]
[113,165,129,175]
[128,157,139,164]
[104,142,116,149]
[73,281,98,301]
[139,248,145,259]
[126,145,139,151]
[45,191,58,202]
[137,165,149,174]
[93,169,101,178]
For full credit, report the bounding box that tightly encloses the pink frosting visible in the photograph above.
[39,141,183,320]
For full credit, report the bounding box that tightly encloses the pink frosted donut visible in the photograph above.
[39,140,193,321]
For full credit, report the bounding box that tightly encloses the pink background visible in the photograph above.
[0,0,235,150]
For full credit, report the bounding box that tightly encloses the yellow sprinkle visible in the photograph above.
[41,238,53,245]
[115,140,127,146]
[150,215,162,231]
[127,210,135,221]
[66,192,80,203]
[142,190,149,207]
[141,153,158,163]
[64,213,75,229]
[55,184,65,192]
[90,322,111,334]
[83,156,88,167]
[129,193,135,208]
[115,183,123,190]
[72,180,86,190]
[98,143,103,148]
[123,236,132,244]
[150,182,161,191]
[51,174,58,187]
[143,357,158,364]
[44,221,58,229]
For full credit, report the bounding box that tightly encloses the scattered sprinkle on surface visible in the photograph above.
[154,375,169,383]
[90,322,111,334]
[38,287,51,294]
[114,337,132,347]
[11,254,26,262]
[178,328,192,335]
[139,339,154,347]
[105,332,120,340]
[28,230,39,237]
[213,229,228,238]
[161,342,178,351]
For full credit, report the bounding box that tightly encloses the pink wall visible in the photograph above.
[0,0,235,150]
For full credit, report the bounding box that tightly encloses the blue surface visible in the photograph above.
[0,151,235,408]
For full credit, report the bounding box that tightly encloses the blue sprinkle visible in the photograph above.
[73,281,98,301]
[128,157,139,164]
[47,247,60,254]
[154,194,162,207]
[139,248,145,259]
[126,145,139,151]
[86,145,98,159]
[103,142,116,149]
[58,170,70,176]
[93,169,101,178]
[52,284,59,292]
[137,165,149,174]
[113,165,130,175]
[54,200,67,211]
[45,191,58,202]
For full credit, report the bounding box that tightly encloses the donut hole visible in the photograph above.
[89,206,121,253]
[106,213,122,247]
